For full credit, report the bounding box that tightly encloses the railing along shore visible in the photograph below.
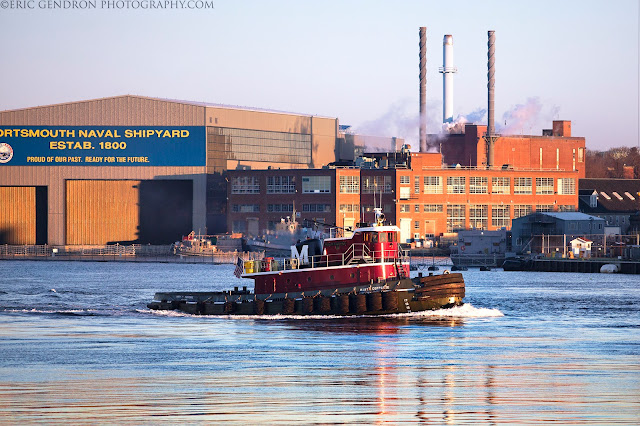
[0,244,263,264]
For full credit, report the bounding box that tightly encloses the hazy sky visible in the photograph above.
[1,0,638,150]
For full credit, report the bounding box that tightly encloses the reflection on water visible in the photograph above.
[0,261,639,424]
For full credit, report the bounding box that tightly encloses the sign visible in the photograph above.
[0,126,205,166]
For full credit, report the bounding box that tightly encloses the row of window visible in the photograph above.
[302,204,331,213]
[418,176,575,195]
[235,202,574,216]
[232,176,333,194]
[233,175,576,195]
[442,204,576,232]
[398,204,574,215]
[234,203,331,213]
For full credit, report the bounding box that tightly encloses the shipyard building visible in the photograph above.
[0,95,344,245]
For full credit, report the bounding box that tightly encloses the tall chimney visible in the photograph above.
[487,30,496,168]
[440,35,457,123]
[419,27,427,152]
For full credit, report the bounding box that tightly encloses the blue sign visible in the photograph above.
[0,126,206,166]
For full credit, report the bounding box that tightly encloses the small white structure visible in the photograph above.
[571,238,593,258]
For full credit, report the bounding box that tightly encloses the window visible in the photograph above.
[423,176,442,194]
[423,204,443,213]
[469,177,488,194]
[600,192,611,200]
[267,204,293,213]
[578,147,584,162]
[339,204,360,213]
[399,187,411,200]
[625,192,635,200]
[513,205,532,219]
[414,220,420,230]
[536,204,553,212]
[232,221,246,233]
[267,176,295,194]
[399,204,410,213]
[424,221,435,238]
[514,177,532,195]
[536,177,554,195]
[231,176,260,194]
[414,176,420,194]
[612,192,623,201]
[414,204,420,213]
[302,176,331,193]
[232,204,260,213]
[400,175,410,184]
[491,205,510,228]
[362,176,392,193]
[339,175,359,194]
[302,204,331,213]
[557,178,575,195]
[469,205,488,230]
[446,205,466,233]
[447,176,466,194]
[558,205,575,212]
[491,177,510,194]
[207,127,311,171]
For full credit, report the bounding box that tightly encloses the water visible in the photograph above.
[0,260,638,424]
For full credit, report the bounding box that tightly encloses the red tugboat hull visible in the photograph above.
[148,272,464,316]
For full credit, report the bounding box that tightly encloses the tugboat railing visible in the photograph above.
[245,244,410,274]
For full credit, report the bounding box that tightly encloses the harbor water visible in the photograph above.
[0,260,638,424]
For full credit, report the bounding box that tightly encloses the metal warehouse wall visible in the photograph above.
[0,167,206,245]
[66,179,194,245]
[0,187,35,244]
[66,180,140,245]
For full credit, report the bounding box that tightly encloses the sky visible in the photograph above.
[0,0,638,151]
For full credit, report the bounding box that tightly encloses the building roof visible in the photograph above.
[578,178,640,213]
[0,94,336,120]
[571,237,592,243]
[539,212,605,221]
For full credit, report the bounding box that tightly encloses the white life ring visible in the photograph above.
[444,270,450,274]
[460,245,466,252]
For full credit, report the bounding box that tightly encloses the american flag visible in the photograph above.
[234,257,244,278]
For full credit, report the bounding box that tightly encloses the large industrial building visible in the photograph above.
[0,95,343,245]
[227,121,585,243]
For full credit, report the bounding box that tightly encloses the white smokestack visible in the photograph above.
[439,35,457,123]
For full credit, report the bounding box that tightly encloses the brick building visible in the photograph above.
[440,121,585,178]
[228,132,583,242]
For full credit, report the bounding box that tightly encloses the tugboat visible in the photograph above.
[148,209,465,316]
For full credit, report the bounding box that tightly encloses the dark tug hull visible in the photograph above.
[148,272,465,316]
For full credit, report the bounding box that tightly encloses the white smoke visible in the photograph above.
[354,99,418,145]
[354,98,442,151]
[442,107,487,134]
[498,97,560,135]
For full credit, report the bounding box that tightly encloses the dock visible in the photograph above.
[515,257,640,274]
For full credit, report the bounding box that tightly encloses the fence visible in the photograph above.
[0,244,263,264]
[520,234,640,260]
